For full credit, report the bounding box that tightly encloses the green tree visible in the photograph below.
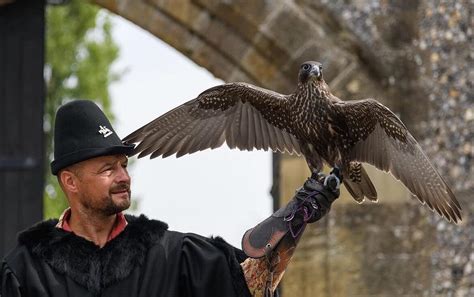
[44,0,120,218]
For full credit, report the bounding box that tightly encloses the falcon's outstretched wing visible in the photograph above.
[123,83,302,159]
[337,99,462,223]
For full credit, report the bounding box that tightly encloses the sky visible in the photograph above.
[109,16,273,247]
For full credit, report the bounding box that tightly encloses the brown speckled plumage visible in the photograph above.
[124,61,462,223]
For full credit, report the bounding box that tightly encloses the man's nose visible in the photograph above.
[115,166,131,183]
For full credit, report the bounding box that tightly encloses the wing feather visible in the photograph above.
[228,103,242,149]
[150,116,196,158]
[173,118,209,157]
[188,116,219,154]
[252,109,263,150]
[259,114,271,151]
[275,127,287,153]
[269,125,283,153]
[124,83,302,159]
[338,99,462,222]
[239,102,249,150]
[246,103,256,150]
[282,130,295,154]
[209,115,227,149]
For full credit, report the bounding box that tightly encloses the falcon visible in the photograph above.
[124,61,462,223]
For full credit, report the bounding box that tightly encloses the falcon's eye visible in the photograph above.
[302,64,310,71]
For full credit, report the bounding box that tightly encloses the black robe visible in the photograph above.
[0,215,252,297]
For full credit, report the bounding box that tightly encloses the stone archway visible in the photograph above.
[93,0,391,96]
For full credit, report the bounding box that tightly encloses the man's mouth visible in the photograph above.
[110,184,130,195]
[111,189,129,194]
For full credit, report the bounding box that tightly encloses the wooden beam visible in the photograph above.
[0,0,45,257]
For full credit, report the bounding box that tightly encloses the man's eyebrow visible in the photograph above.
[97,161,114,171]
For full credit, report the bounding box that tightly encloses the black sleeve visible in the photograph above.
[1,261,22,297]
[179,234,251,297]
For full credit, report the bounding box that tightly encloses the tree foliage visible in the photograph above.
[44,0,120,218]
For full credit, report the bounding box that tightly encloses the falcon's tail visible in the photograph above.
[343,162,378,203]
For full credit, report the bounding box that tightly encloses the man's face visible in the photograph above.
[71,154,131,216]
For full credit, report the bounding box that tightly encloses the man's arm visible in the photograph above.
[241,172,341,296]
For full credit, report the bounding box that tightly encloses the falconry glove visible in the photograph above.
[242,171,340,259]
[290,170,341,224]
[240,171,340,297]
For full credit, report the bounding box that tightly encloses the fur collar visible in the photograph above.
[18,214,168,295]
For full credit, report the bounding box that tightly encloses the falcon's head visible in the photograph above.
[298,61,323,84]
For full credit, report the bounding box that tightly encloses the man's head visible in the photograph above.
[58,154,131,216]
[51,100,135,215]
[50,100,134,175]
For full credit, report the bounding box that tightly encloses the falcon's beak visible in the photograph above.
[310,65,322,79]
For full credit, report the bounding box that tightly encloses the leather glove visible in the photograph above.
[282,169,341,225]
[242,170,341,258]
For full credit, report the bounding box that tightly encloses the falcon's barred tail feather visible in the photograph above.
[358,165,378,201]
[344,179,365,203]
[342,163,378,203]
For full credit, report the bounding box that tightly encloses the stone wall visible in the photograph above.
[91,0,473,296]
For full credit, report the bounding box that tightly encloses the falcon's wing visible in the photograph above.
[337,99,462,223]
[123,83,301,159]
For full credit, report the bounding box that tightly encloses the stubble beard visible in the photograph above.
[101,192,131,216]
[82,187,131,217]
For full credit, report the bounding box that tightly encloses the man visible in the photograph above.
[1,100,340,296]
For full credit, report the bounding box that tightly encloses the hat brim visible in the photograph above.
[51,144,135,175]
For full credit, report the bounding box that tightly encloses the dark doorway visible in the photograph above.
[0,0,45,257]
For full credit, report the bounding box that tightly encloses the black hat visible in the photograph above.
[51,100,134,175]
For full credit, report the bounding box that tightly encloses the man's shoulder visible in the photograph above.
[2,219,59,276]
[17,218,59,246]
[124,215,227,251]
[3,215,170,263]
[124,214,191,249]
[127,215,243,255]
[124,214,170,242]
[4,219,58,256]
[3,243,29,268]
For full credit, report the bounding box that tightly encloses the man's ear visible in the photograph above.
[59,169,80,194]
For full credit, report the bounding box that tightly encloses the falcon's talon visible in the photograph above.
[310,171,321,180]
[324,174,341,191]
[329,166,342,181]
